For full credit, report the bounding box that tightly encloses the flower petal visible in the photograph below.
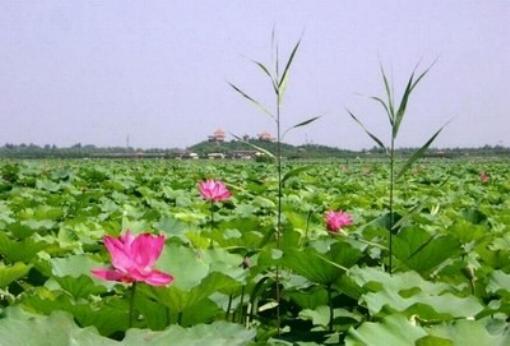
[131,233,165,268]
[121,230,136,248]
[198,179,231,202]
[142,270,175,286]
[104,235,135,272]
[91,267,131,282]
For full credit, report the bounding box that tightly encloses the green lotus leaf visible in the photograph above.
[346,314,427,346]
[0,262,30,288]
[426,318,510,346]
[393,228,461,274]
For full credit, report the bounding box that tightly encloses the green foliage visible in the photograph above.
[0,158,508,344]
[0,262,30,288]
[350,267,483,319]
[0,308,256,345]
[346,314,427,346]
[393,228,461,274]
[425,318,510,346]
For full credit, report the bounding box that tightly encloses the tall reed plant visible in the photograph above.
[347,62,448,274]
[229,31,320,333]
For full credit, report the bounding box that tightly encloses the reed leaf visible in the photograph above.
[228,82,275,120]
[278,39,301,90]
[411,59,437,92]
[283,116,321,138]
[346,109,387,153]
[251,60,278,93]
[370,96,394,127]
[396,122,448,179]
[275,44,280,80]
[282,165,312,186]
[392,72,415,138]
[380,65,395,122]
[391,202,425,231]
[393,62,435,138]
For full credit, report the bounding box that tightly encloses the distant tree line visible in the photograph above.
[0,143,182,159]
[0,141,508,159]
[365,145,510,158]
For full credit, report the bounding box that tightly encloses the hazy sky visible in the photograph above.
[1,1,509,149]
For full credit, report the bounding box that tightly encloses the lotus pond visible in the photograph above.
[0,159,509,345]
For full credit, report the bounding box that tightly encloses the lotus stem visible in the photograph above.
[210,200,215,226]
[209,201,215,249]
[128,282,137,328]
[239,286,246,324]
[226,294,233,320]
[304,209,313,245]
[328,284,334,333]
[470,279,476,295]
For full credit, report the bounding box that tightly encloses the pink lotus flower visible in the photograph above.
[91,231,174,286]
[325,210,353,234]
[198,179,231,202]
[480,172,490,184]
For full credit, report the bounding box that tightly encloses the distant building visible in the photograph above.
[207,153,225,159]
[230,150,260,160]
[257,131,274,142]
[180,152,199,159]
[208,129,226,143]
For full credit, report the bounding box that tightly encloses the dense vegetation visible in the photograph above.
[1,142,509,160]
[0,159,509,345]
[188,140,360,159]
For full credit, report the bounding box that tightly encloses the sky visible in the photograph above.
[1,1,509,150]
